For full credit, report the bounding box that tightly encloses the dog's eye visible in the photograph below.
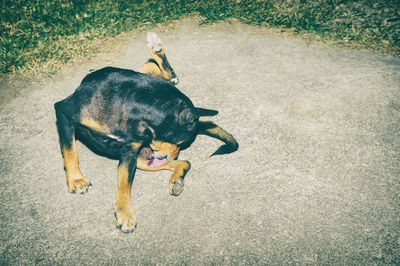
[187,119,197,130]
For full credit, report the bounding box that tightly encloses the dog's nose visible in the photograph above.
[156,155,167,161]
[170,77,179,85]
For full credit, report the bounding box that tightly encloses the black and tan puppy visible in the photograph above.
[54,33,238,233]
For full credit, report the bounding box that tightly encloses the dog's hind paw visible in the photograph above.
[169,178,184,196]
[68,177,91,194]
[146,32,162,53]
[115,206,138,233]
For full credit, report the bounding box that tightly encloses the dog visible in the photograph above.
[54,33,238,233]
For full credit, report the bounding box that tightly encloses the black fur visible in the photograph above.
[54,66,218,160]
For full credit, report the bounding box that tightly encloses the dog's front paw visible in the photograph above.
[169,178,184,196]
[68,177,91,194]
[115,206,137,233]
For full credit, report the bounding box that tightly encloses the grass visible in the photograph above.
[1,0,399,75]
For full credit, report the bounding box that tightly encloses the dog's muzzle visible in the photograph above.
[147,153,168,168]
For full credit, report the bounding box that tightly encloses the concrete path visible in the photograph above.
[1,19,399,264]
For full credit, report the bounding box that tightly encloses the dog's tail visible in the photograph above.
[140,32,179,85]
[197,121,239,156]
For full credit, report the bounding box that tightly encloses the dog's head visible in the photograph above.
[136,107,218,167]
[170,106,219,144]
[142,140,180,168]
[114,73,218,164]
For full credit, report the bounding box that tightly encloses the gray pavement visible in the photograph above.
[1,19,399,264]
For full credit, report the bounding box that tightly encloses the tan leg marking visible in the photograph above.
[80,117,110,134]
[148,48,173,81]
[62,136,90,194]
[140,47,174,81]
[115,161,137,233]
[140,61,163,79]
[136,158,190,196]
[130,142,142,150]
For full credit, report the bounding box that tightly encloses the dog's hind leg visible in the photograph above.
[140,32,179,85]
[140,59,163,80]
[54,101,91,194]
[197,121,239,156]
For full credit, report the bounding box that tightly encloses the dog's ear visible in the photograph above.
[179,108,218,125]
[195,107,218,117]
[179,108,196,125]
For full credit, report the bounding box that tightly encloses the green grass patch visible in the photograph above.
[1,0,399,75]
